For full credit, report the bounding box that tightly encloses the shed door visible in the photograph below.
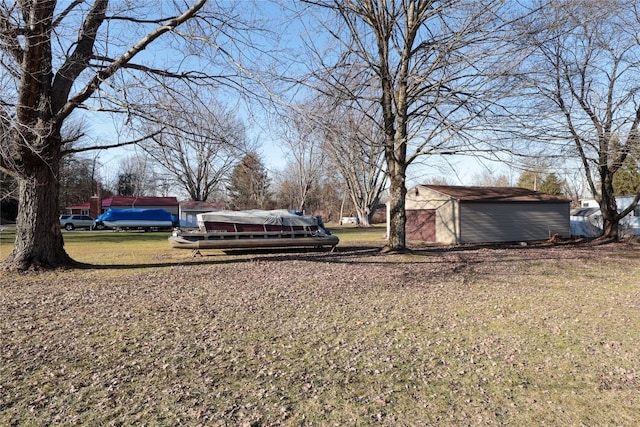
[406,209,436,242]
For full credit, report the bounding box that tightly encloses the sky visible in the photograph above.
[72,0,515,196]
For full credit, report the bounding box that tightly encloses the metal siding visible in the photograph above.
[460,202,569,243]
[436,199,459,244]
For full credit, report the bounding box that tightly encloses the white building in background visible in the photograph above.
[579,198,600,208]
[575,195,640,236]
[178,200,226,228]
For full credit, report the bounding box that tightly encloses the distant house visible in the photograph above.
[178,200,227,228]
[65,196,179,218]
[579,198,600,208]
[580,196,640,216]
[64,202,93,216]
[399,185,571,244]
[578,195,640,236]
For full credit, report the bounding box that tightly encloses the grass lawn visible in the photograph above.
[1,227,639,425]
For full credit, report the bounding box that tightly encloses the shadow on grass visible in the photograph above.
[74,246,379,270]
[77,256,253,270]
[256,239,616,268]
[74,239,631,271]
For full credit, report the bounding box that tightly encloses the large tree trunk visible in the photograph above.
[356,207,372,227]
[3,126,78,271]
[385,165,407,252]
[600,218,619,241]
[0,1,76,271]
[599,175,620,241]
[4,161,76,271]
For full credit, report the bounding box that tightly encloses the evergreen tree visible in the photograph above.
[539,173,564,196]
[516,170,542,191]
[613,156,640,196]
[517,169,564,196]
[227,153,272,210]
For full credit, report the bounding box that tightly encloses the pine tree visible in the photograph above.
[613,156,640,196]
[516,170,542,191]
[539,173,564,196]
[227,153,272,210]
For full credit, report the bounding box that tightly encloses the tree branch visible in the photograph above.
[55,0,207,124]
[61,129,164,156]
[0,3,24,65]
[51,0,108,113]
[90,55,219,80]
[51,0,84,29]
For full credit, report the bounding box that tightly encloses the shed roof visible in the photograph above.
[419,185,569,203]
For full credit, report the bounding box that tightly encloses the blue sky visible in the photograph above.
[71,0,512,193]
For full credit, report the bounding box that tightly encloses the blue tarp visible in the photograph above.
[97,208,177,223]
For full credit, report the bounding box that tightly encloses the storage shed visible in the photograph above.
[402,185,570,244]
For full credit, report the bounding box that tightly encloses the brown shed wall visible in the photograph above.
[406,209,436,242]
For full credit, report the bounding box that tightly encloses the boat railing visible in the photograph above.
[204,229,316,237]
[202,221,322,236]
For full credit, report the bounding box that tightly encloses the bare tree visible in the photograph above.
[0,1,263,270]
[116,155,157,196]
[141,94,250,201]
[303,0,508,251]
[0,170,17,202]
[278,108,326,213]
[59,154,99,210]
[273,175,299,211]
[471,169,511,187]
[320,101,387,226]
[513,0,640,240]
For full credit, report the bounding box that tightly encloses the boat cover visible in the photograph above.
[98,208,177,222]
[197,209,318,227]
[569,207,602,237]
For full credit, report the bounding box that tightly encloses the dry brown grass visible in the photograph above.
[1,236,640,425]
